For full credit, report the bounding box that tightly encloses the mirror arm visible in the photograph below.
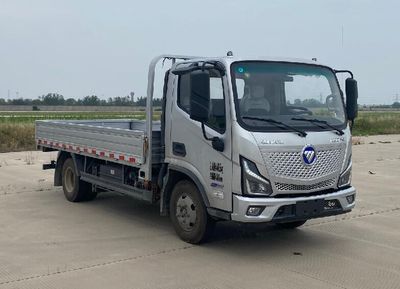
[201,122,213,141]
[201,123,225,152]
[349,119,355,131]
[334,69,354,79]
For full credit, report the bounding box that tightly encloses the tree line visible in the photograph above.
[289,98,400,109]
[1,93,399,109]
[0,93,162,107]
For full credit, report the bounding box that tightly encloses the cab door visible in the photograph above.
[167,68,233,212]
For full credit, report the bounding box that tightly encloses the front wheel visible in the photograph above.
[275,220,307,229]
[169,180,214,244]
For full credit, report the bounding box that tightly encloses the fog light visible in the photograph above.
[246,206,265,216]
[346,194,355,204]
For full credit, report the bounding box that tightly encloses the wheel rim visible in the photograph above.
[64,167,75,193]
[176,193,197,232]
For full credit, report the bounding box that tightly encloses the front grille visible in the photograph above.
[261,146,345,180]
[275,178,336,192]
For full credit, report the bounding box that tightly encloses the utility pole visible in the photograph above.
[394,93,399,102]
[340,25,345,86]
[341,25,344,50]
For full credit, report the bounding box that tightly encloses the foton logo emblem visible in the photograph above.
[302,145,317,165]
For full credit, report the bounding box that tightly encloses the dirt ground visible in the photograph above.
[0,135,399,289]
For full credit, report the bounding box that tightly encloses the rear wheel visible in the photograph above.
[169,180,214,244]
[276,220,307,229]
[62,158,97,202]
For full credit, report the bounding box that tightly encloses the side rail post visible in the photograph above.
[141,54,199,182]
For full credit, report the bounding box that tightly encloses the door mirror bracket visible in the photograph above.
[200,123,224,152]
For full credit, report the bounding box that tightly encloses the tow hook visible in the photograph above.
[42,160,56,170]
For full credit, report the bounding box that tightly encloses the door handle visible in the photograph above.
[172,142,186,157]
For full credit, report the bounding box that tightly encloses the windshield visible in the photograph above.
[231,61,346,132]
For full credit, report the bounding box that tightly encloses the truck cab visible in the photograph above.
[159,55,357,241]
[36,54,358,244]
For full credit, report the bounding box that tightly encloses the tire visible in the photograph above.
[275,220,307,229]
[62,158,97,202]
[169,180,214,244]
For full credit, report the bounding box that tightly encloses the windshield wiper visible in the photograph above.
[242,116,307,137]
[291,117,344,135]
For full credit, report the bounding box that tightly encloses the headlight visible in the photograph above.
[338,155,352,188]
[241,157,273,196]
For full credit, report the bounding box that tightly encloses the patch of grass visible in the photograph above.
[0,123,35,153]
[352,112,400,136]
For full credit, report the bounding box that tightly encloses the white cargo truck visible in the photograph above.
[36,54,358,243]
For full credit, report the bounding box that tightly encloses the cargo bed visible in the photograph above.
[35,119,163,167]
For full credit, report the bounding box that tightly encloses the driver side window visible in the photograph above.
[178,71,226,134]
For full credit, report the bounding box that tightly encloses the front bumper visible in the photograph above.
[231,186,356,223]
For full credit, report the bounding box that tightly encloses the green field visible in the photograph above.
[0,111,399,152]
[351,111,400,136]
[0,111,159,153]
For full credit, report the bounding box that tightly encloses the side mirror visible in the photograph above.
[189,70,210,123]
[345,78,358,121]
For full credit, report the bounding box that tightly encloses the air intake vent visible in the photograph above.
[275,179,336,192]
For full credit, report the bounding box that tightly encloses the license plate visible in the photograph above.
[296,199,324,217]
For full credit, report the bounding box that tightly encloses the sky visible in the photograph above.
[0,0,399,105]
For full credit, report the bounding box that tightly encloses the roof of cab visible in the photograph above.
[222,55,327,66]
[169,54,333,72]
[183,55,329,68]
